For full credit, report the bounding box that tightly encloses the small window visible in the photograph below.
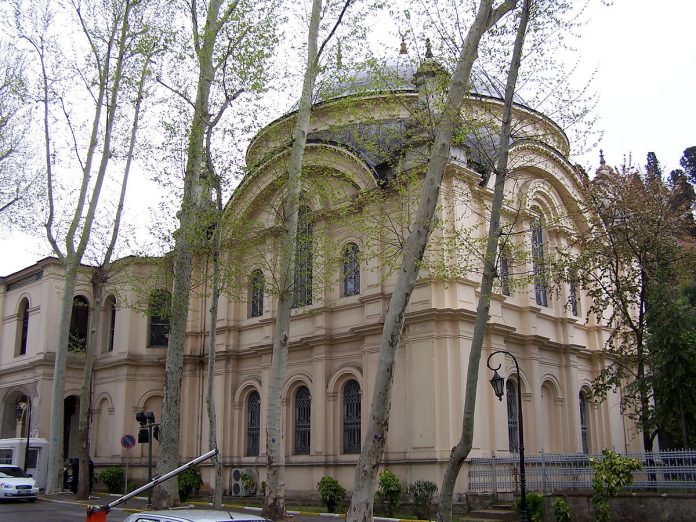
[294,386,311,455]
[105,295,117,352]
[69,296,90,352]
[500,256,510,297]
[341,243,360,297]
[16,299,30,356]
[246,391,261,457]
[342,380,361,454]
[248,270,265,318]
[568,277,579,316]
[0,449,12,464]
[148,290,171,347]
[292,206,313,309]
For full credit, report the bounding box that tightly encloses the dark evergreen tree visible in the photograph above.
[646,151,663,181]
[680,146,696,185]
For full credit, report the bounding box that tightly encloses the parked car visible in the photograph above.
[123,509,270,522]
[0,464,39,501]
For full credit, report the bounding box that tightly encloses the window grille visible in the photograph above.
[249,270,265,318]
[246,391,260,457]
[579,391,589,454]
[292,206,313,308]
[18,300,29,356]
[108,297,116,352]
[343,380,361,454]
[342,244,360,297]
[500,256,510,296]
[507,380,519,453]
[294,386,311,455]
[531,218,548,307]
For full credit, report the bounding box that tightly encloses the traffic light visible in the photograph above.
[153,425,160,441]
[138,427,149,443]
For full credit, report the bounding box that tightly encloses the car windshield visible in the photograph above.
[0,467,29,478]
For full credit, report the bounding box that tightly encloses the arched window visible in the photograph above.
[531,213,548,307]
[246,391,261,457]
[579,390,590,454]
[148,290,171,347]
[248,270,265,318]
[342,379,361,454]
[506,380,519,453]
[69,296,90,352]
[105,295,117,352]
[292,206,313,308]
[341,243,360,297]
[294,386,311,455]
[500,255,510,296]
[16,299,29,356]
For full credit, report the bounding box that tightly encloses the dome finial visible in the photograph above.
[425,38,433,59]
[599,149,605,165]
[399,32,408,55]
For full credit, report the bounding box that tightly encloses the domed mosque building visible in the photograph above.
[176,43,640,494]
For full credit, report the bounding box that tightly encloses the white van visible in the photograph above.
[0,438,48,490]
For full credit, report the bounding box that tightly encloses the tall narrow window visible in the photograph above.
[294,386,311,455]
[69,296,90,352]
[568,275,579,316]
[342,380,361,454]
[248,270,265,318]
[507,380,519,453]
[16,299,29,356]
[579,390,590,454]
[341,243,360,297]
[292,206,313,308]
[500,256,510,297]
[106,296,117,352]
[246,391,260,457]
[148,290,171,347]
[531,215,548,307]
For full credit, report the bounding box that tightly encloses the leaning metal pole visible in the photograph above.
[487,350,528,522]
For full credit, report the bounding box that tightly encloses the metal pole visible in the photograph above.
[147,423,153,505]
[23,396,32,473]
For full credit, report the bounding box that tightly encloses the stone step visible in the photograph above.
[465,508,518,521]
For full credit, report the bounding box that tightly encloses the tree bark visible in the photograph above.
[263,1,321,519]
[346,2,516,520]
[152,0,225,508]
[437,2,530,520]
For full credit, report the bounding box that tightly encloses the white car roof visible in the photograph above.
[124,509,269,522]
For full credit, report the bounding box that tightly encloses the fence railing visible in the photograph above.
[468,449,696,493]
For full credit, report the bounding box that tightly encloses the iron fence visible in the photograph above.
[468,449,696,493]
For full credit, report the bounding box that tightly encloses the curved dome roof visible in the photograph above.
[319,57,527,105]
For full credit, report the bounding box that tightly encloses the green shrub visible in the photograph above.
[553,497,571,522]
[95,467,124,493]
[178,465,203,502]
[590,449,641,522]
[408,480,438,519]
[375,469,402,517]
[240,472,257,496]
[515,492,544,522]
[317,476,346,513]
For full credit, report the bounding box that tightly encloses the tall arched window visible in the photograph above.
[105,295,117,352]
[148,289,171,347]
[292,205,313,308]
[248,270,265,318]
[69,296,90,352]
[246,391,261,457]
[294,386,311,455]
[342,379,361,454]
[506,380,519,453]
[16,299,29,356]
[579,390,590,454]
[341,243,360,297]
[531,213,548,307]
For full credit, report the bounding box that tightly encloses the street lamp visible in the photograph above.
[15,396,32,473]
[487,350,528,522]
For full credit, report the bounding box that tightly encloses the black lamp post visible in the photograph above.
[136,411,159,505]
[487,350,528,522]
[15,396,32,473]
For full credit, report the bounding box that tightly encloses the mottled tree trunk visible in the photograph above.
[152,0,223,509]
[346,2,516,520]
[438,1,530,520]
[263,1,321,519]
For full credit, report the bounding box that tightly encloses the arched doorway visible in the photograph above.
[63,395,80,460]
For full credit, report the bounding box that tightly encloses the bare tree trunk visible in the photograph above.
[437,2,530,520]
[263,2,321,519]
[152,0,226,508]
[346,2,516,520]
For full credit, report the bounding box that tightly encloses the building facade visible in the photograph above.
[0,57,641,495]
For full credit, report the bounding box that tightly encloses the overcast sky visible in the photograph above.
[1,0,694,276]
